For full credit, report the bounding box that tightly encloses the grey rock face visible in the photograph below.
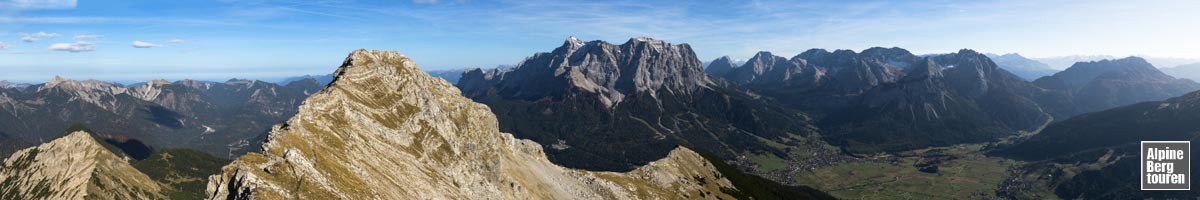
[460,37,711,108]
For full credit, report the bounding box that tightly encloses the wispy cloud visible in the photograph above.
[19,31,61,43]
[30,32,59,37]
[167,39,186,44]
[72,34,101,40]
[0,42,8,50]
[132,41,159,48]
[3,0,77,10]
[48,41,95,52]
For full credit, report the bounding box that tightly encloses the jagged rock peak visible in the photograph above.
[207,49,737,199]
[0,131,163,199]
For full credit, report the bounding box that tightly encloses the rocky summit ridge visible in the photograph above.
[205,49,743,199]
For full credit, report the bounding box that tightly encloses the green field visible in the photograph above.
[793,144,1014,199]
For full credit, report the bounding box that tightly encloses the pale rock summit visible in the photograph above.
[206,49,737,199]
[0,131,163,199]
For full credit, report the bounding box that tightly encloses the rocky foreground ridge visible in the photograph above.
[0,131,162,199]
[205,50,784,199]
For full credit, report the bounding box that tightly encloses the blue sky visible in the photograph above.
[0,0,1197,83]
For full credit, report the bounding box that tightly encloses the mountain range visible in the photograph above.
[458,37,816,172]
[0,76,324,158]
[2,37,1199,199]
[1033,57,1200,116]
[206,49,832,200]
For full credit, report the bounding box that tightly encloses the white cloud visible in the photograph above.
[73,34,101,40]
[48,41,95,52]
[132,40,159,48]
[167,39,186,44]
[19,31,60,42]
[31,32,60,38]
[4,0,77,9]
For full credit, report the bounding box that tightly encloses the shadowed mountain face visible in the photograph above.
[459,37,815,171]
[1033,57,1200,117]
[0,77,323,158]
[994,91,1200,199]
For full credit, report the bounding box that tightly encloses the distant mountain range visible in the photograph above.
[707,47,1061,153]
[1161,62,1200,81]
[1033,57,1200,116]
[1034,55,1200,70]
[986,53,1059,80]
[0,76,324,158]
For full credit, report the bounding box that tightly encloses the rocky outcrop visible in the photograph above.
[206,50,742,200]
[0,131,163,200]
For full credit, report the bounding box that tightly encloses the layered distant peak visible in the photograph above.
[1032,56,1199,114]
[458,37,709,107]
[208,49,740,199]
[40,76,123,92]
[704,56,737,77]
[985,52,1057,80]
[0,80,30,89]
[35,76,140,106]
[0,131,163,199]
[1035,56,1176,91]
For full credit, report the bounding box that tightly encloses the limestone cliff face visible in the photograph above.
[206,50,736,199]
[0,131,163,200]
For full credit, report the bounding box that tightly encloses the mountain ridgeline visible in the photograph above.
[0,77,324,158]
[458,37,815,171]
[1033,57,1200,117]
[703,47,1055,153]
[207,49,832,200]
